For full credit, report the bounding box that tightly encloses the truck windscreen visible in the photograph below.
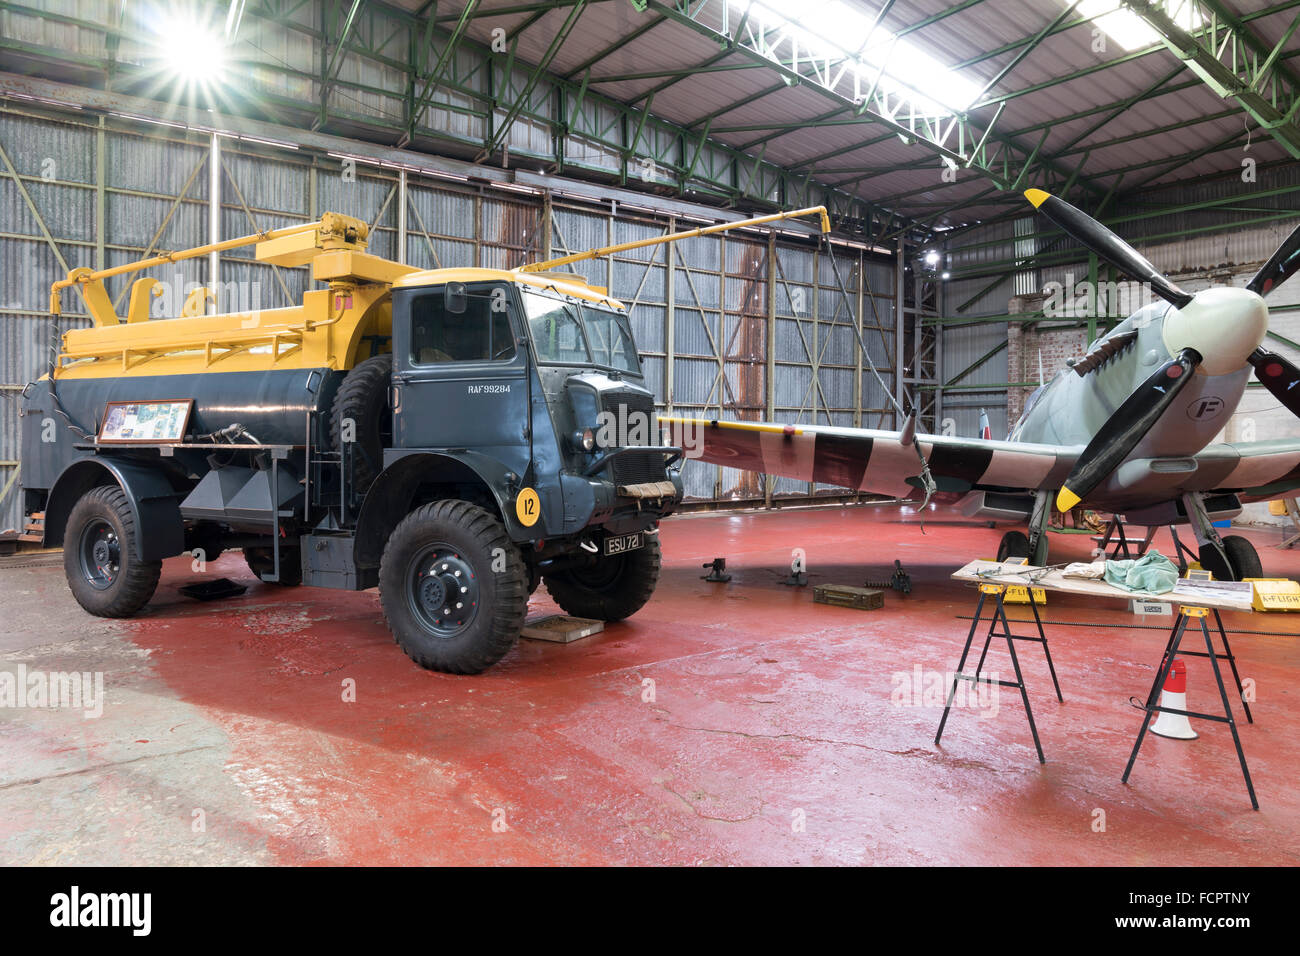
[580,305,640,374]
[522,290,640,374]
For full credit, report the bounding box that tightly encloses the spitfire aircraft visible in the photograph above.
[663,190,1300,582]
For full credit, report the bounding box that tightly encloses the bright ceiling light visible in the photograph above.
[727,0,983,115]
[1071,0,1204,53]
[156,11,228,84]
[924,250,941,266]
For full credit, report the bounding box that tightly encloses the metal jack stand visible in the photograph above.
[701,558,731,583]
[935,583,1053,764]
[1123,605,1258,809]
[1092,515,1200,575]
[1278,498,1300,549]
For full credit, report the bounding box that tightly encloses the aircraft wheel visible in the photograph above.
[1199,536,1261,582]
[996,530,1031,562]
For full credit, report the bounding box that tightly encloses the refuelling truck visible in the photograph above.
[19,204,829,673]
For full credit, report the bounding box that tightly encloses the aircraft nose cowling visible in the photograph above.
[1162,286,1268,376]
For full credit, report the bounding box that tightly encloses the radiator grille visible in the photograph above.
[600,390,667,487]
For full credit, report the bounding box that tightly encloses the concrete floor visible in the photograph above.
[2,504,1298,865]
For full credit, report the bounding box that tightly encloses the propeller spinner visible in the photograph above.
[1023,189,1295,512]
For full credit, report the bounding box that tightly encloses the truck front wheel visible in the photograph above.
[543,535,661,622]
[379,500,528,674]
[64,485,162,618]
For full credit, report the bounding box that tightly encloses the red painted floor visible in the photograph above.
[104,508,1300,863]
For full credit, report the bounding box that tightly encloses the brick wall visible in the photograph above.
[1005,292,1087,425]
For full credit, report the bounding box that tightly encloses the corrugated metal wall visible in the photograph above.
[0,103,896,531]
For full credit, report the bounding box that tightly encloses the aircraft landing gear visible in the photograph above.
[997,530,1030,561]
[998,491,1053,565]
[1198,536,1262,582]
[1182,492,1262,582]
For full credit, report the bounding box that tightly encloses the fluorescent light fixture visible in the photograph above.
[726,0,983,115]
[1071,0,1203,52]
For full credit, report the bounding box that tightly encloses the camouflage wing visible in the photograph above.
[661,418,1079,499]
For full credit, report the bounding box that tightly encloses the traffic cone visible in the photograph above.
[1151,657,1198,740]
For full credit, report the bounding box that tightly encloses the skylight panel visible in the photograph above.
[727,0,984,116]
[1072,0,1204,53]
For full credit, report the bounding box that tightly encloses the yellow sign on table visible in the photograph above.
[980,556,1045,605]
[1004,585,1047,605]
[1244,578,1300,612]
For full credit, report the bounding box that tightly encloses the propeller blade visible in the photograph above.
[1057,347,1201,512]
[1248,347,1300,414]
[1246,223,1300,297]
[1025,189,1194,310]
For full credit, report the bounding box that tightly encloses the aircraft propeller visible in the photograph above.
[1023,189,1295,512]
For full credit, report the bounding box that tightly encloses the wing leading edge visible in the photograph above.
[661,417,1079,500]
[662,418,1300,506]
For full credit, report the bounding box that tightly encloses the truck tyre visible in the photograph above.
[544,535,661,622]
[244,546,303,586]
[64,485,162,618]
[186,523,224,564]
[379,500,528,674]
[331,353,393,491]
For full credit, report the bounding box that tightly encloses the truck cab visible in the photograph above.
[340,267,682,672]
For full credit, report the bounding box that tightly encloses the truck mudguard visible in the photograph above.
[45,457,186,562]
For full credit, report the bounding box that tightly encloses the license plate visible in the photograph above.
[604,532,643,556]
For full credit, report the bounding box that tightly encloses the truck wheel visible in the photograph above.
[63,485,162,618]
[544,535,661,622]
[331,353,392,491]
[379,500,528,674]
[244,547,302,586]
[186,523,224,564]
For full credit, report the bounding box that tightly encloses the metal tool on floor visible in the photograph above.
[701,557,732,583]
[1123,604,1257,809]
[935,581,1063,764]
[866,559,911,594]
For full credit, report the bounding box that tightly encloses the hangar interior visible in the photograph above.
[2,0,1300,866]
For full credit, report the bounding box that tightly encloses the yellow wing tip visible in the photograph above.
[1056,487,1081,512]
[1024,188,1052,209]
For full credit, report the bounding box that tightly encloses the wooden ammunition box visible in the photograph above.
[813,584,884,610]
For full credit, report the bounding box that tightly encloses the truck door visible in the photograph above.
[391,281,530,468]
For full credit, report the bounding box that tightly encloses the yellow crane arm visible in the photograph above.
[48,213,370,324]
[519,205,832,274]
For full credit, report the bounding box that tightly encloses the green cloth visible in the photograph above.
[1104,549,1179,594]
